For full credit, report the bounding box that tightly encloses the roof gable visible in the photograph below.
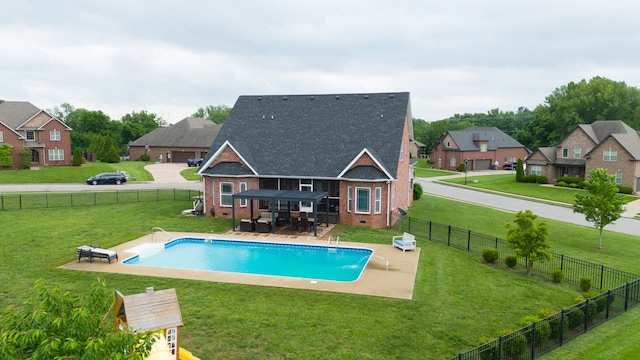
[129,117,222,147]
[204,92,411,179]
[0,101,43,129]
[120,288,183,333]
[447,127,526,151]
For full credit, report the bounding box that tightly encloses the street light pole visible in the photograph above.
[464,159,469,185]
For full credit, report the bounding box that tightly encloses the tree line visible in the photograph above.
[413,76,640,153]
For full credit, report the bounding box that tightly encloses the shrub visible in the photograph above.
[536,175,548,184]
[526,174,538,183]
[482,248,499,263]
[19,148,32,169]
[555,181,567,187]
[413,182,423,200]
[476,336,498,360]
[556,176,585,187]
[580,277,592,292]
[457,163,466,173]
[505,255,517,268]
[566,308,584,329]
[139,153,150,161]
[72,148,83,166]
[552,269,564,283]
[519,315,551,342]
[499,330,527,358]
[617,185,633,194]
[515,159,524,182]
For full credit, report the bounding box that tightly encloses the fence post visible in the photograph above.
[408,216,411,234]
[625,282,630,311]
[447,226,451,246]
[530,322,537,359]
[606,290,611,320]
[600,265,605,290]
[560,309,565,345]
[584,299,589,332]
[495,237,498,249]
[94,192,97,206]
[429,221,432,240]
[467,230,471,251]
[19,194,22,210]
[1,195,4,210]
[46,193,48,208]
[560,254,564,271]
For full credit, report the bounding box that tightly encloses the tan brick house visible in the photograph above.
[197,92,415,232]
[430,127,530,171]
[525,120,640,193]
[0,101,72,169]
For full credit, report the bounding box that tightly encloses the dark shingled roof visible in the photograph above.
[447,127,526,151]
[204,92,411,179]
[129,117,222,148]
[200,161,254,176]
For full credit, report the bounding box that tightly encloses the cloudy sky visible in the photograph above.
[2,1,639,124]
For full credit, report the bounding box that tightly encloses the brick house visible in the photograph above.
[430,127,530,171]
[197,92,415,231]
[128,117,221,163]
[525,120,640,192]
[0,101,72,169]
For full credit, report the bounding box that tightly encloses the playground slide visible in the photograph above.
[178,347,200,360]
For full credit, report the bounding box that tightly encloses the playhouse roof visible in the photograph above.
[121,288,183,332]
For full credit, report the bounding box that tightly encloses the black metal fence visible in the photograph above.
[389,213,640,360]
[0,189,203,211]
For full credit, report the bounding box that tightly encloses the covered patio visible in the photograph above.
[231,189,330,236]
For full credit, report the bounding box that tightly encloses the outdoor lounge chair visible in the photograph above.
[392,232,416,252]
[76,245,119,263]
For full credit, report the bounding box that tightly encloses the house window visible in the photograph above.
[561,148,569,158]
[574,148,581,158]
[480,143,487,152]
[50,129,61,141]
[220,182,233,207]
[239,182,247,207]
[446,141,451,147]
[374,187,381,214]
[604,150,617,161]
[48,148,64,161]
[573,167,580,177]
[615,170,622,185]
[0,131,3,142]
[347,186,352,212]
[530,165,542,176]
[166,327,177,355]
[449,157,456,167]
[26,131,35,141]
[355,187,370,214]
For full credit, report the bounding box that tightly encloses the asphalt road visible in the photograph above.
[416,178,640,237]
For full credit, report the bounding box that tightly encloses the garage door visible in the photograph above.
[173,152,195,163]
[475,159,491,170]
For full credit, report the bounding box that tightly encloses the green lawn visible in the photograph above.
[2,194,639,359]
[0,161,155,184]
[441,174,638,205]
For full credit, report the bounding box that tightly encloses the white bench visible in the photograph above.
[392,232,416,252]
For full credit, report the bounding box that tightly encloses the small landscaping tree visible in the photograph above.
[515,158,524,182]
[19,148,32,169]
[573,168,626,249]
[0,144,13,168]
[0,278,155,359]
[72,147,83,166]
[504,210,552,276]
[413,182,423,200]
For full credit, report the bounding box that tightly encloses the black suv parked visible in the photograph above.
[187,157,203,167]
[86,172,128,185]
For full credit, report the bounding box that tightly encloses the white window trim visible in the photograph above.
[48,148,64,161]
[49,129,61,141]
[615,170,622,185]
[26,130,35,141]
[219,182,233,207]
[574,148,581,158]
[0,130,3,142]
[480,143,487,152]
[604,149,617,162]
[374,187,381,214]
[239,182,247,207]
[347,186,352,213]
[561,148,569,158]
[355,187,371,214]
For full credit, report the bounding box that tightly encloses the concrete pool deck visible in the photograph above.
[59,232,420,300]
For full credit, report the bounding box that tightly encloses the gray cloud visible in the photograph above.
[2,0,640,123]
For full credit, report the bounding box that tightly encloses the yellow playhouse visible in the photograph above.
[113,287,200,360]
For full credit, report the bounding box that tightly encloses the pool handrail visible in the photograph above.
[151,227,172,243]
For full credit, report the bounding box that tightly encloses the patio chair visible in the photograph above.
[76,245,119,263]
[300,218,309,232]
[256,219,271,233]
[392,232,416,252]
[291,217,300,232]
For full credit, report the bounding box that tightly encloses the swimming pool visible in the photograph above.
[123,238,373,282]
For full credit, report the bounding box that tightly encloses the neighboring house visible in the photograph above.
[430,127,530,171]
[128,117,222,163]
[0,101,72,169]
[525,120,640,192]
[197,92,415,229]
[410,140,426,158]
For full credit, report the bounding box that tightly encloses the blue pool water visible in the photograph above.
[123,238,373,282]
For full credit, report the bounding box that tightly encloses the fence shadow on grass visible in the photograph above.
[390,212,640,360]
